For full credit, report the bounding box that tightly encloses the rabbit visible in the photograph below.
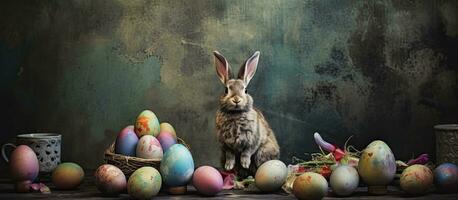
[213,50,280,177]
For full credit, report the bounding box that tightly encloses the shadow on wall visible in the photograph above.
[0,0,457,174]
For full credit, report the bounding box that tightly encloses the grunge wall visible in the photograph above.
[1,0,457,173]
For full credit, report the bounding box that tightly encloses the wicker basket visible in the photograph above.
[104,137,189,177]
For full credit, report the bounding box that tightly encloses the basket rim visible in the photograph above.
[104,137,189,162]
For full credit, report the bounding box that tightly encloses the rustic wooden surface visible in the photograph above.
[0,176,457,200]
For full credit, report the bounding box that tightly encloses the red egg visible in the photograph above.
[9,145,39,181]
[192,166,223,196]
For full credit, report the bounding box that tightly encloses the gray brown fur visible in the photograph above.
[213,51,280,177]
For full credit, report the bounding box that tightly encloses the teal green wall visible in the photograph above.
[1,0,457,173]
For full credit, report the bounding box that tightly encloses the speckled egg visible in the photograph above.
[127,167,162,200]
[134,110,160,137]
[358,140,396,189]
[330,165,359,196]
[157,131,176,152]
[255,160,288,192]
[160,144,194,187]
[115,125,138,156]
[9,145,39,181]
[160,122,177,139]
[434,163,458,192]
[400,164,433,195]
[94,164,127,195]
[293,172,328,200]
[136,135,163,159]
[192,166,223,196]
[52,162,84,190]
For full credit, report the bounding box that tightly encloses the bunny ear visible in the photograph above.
[238,51,260,85]
[213,51,232,84]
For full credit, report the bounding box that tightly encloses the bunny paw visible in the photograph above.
[241,155,251,169]
[225,159,235,170]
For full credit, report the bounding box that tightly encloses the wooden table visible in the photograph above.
[1,176,457,200]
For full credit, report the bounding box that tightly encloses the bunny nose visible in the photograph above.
[232,98,241,104]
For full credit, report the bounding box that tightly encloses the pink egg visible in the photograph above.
[192,166,223,196]
[9,145,39,181]
[157,131,176,152]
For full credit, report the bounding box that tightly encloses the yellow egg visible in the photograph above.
[293,172,328,200]
[160,122,177,139]
[52,162,84,190]
[400,165,433,195]
[358,140,396,195]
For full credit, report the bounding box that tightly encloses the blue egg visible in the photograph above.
[434,163,458,192]
[115,125,139,156]
[160,144,194,187]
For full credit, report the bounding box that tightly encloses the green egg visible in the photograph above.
[128,167,162,200]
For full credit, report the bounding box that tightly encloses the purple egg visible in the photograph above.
[434,163,458,192]
[115,125,139,156]
[157,131,176,152]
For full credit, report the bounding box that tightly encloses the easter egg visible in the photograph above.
[160,144,194,187]
[115,125,138,156]
[160,122,177,139]
[52,162,84,190]
[400,164,433,195]
[255,160,288,192]
[358,140,396,194]
[293,172,328,200]
[134,110,160,137]
[434,163,458,192]
[157,131,177,152]
[94,164,126,195]
[136,135,163,159]
[192,166,223,196]
[127,167,162,200]
[330,165,359,196]
[9,145,39,181]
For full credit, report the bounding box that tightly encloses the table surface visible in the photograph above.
[0,176,457,200]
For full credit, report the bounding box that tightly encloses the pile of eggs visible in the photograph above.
[94,109,226,198]
[115,110,178,160]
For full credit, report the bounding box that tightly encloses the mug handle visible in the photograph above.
[2,143,17,162]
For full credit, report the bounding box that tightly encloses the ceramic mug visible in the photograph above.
[2,133,61,173]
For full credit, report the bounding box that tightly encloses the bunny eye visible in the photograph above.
[245,89,248,94]
[225,87,228,94]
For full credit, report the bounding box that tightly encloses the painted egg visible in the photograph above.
[136,135,163,159]
[9,145,39,181]
[255,160,288,192]
[160,144,194,187]
[192,166,223,196]
[52,162,84,190]
[94,164,126,195]
[358,140,396,191]
[293,172,328,200]
[127,167,162,200]
[115,125,138,156]
[157,131,177,152]
[400,164,433,195]
[330,165,359,196]
[434,163,458,192]
[134,110,160,137]
[160,122,177,139]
